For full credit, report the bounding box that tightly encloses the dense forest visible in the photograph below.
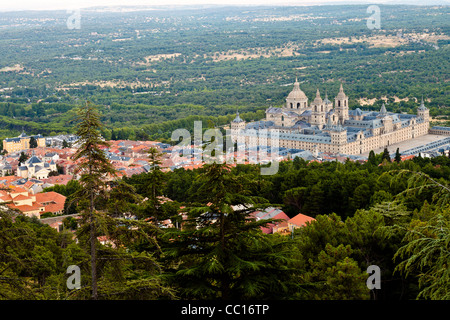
[2,141,450,300]
[1,103,449,301]
[0,5,449,142]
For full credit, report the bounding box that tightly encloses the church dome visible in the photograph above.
[287,78,307,100]
[232,111,244,123]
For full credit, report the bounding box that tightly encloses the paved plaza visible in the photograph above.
[361,134,449,157]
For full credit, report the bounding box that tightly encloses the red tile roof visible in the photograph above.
[12,194,32,201]
[288,213,316,228]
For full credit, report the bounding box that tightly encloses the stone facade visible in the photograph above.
[3,132,46,153]
[17,155,57,180]
[231,81,430,156]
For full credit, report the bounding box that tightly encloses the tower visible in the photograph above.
[310,88,326,129]
[417,97,429,122]
[230,110,246,142]
[285,78,308,113]
[335,83,349,123]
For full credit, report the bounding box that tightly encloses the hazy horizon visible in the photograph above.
[1,0,448,12]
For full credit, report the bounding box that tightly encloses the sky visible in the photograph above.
[0,0,447,11]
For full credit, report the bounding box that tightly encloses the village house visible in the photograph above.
[272,213,316,235]
[0,189,66,218]
[16,155,57,180]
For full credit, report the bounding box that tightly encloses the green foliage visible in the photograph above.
[18,151,28,164]
[29,136,37,148]
[394,212,450,300]
[301,244,369,300]
[161,163,298,299]
[0,6,447,142]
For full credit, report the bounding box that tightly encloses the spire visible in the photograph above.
[323,89,332,106]
[336,82,347,100]
[380,103,387,115]
[314,88,323,104]
[232,109,243,123]
[418,95,428,111]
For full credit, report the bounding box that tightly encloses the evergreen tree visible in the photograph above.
[18,151,28,164]
[301,244,370,300]
[395,148,401,163]
[70,102,173,300]
[162,163,298,299]
[382,148,391,163]
[140,147,166,222]
[62,139,70,148]
[71,101,117,300]
[29,136,38,148]
[368,150,377,166]
[394,212,450,300]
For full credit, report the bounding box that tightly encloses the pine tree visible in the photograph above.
[394,213,449,300]
[18,151,28,164]
[29,136,38,148]
[368,150,377,165]
[162,163,298,299]
[395,148,401,163]
[69,102,174,300]
[140,147,166,222]
[71,101,117,300]
[382,147,391,163]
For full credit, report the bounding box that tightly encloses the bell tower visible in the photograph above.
[310,89,326,129]
[335,83,349,123]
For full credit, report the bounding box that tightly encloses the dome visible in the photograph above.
[287,78,308,100]
[232,111,244,123]
[418,97,428,111]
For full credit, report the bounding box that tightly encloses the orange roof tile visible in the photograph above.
[11,187,28,194]
[7,202,44,213]
[288,213,316,228]
[12,194,32,201]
